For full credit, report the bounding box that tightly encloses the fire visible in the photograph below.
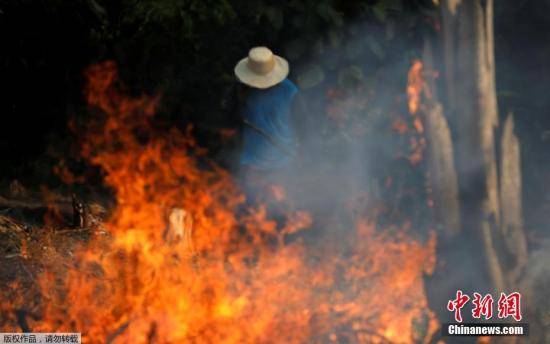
[407,60,424,115]
[404,60,429,165]
[3,61,438,343]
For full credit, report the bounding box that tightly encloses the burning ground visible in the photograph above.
[0,61,438,343]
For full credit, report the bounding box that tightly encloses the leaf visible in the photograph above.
[344,39,365,61]
[316,1,343,26]
[288,0,305,11]
[313,37,325,56]
[290,15,305,30]
[264,6,284,30]
[372,5,387,22]
[328,29,342,49]
[372,0,403,22]
[338,65,365,89]
[367,35,385,60]
[297,64,325,89]
[322,52,340,71]
[284,38,308,60]
[316,2,332,21]
[383,0,404,11]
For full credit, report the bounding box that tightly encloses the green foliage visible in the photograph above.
[0,0,436,224]
[16,0,431,149]
[297,63,325,89]
[371,0,403,23]
[120,0,236,41]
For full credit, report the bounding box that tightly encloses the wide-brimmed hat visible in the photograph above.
[234,47,289,89]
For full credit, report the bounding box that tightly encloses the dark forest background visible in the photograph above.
[0,0,549,238]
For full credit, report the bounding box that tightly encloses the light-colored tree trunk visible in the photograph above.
[499,113,528,286]
[166,208,196,259]
[441,0,505,294]
[422,39,461,241]
[421,3,530,342]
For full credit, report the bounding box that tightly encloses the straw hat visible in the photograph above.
[234,47,289,89]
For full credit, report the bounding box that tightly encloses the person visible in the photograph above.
[233,46,298,203]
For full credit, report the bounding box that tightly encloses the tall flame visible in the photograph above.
[407,60,424,115]
[4,61,437,343]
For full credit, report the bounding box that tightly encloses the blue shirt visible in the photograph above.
[240,78,298,170]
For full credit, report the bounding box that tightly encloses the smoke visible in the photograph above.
[232,14,550,337]
[233,20,424,236]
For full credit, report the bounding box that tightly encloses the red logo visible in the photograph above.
[472,293,493,319]
[498,292,522,321]
[447,290,470,322]
[447,291,522,323]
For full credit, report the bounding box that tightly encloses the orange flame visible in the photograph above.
[407,60,424,115]
[404,60,429,165]
[3,61,437,343]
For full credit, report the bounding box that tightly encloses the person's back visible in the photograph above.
[233,46,298,202]
[240,78,298,170]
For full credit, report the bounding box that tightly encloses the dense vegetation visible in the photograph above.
[1,0,549,248]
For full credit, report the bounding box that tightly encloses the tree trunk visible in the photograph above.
[422,39,461,241]
[442,0,505,294]
[421,37,467,338]
[499,113,528,286]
